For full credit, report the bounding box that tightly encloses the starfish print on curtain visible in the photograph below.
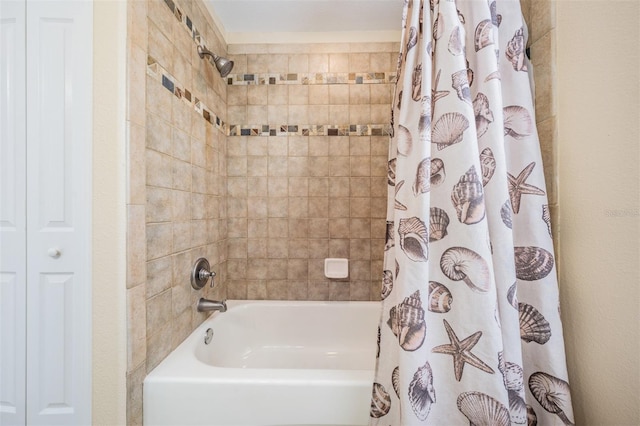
[431,319,495,381]
[508,162,546,213]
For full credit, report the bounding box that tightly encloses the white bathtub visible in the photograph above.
[143,300,381,426]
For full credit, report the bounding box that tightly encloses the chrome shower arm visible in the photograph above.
[197,45,217,60]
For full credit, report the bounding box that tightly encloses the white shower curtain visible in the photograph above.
[370,0,574,424]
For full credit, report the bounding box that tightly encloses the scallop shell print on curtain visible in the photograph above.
[370,0,574,424]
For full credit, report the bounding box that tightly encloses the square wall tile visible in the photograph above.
[309,54,329,73]
[329,53,349,72]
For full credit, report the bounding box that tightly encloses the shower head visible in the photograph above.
[197,45,234,77]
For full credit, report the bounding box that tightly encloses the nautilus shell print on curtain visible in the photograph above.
[371,0,573,424]
[529,372,574,425]
[440,247,491,292]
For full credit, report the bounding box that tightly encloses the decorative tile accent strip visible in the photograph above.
[226,72,396,86]
[147,56,227,133]
[227,124,392,137]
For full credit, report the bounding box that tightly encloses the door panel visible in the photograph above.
[0,1,27,424]
[25,1,92,425]
[34,273,75,417]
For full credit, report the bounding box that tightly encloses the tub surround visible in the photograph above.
[125,0,562,424]
[127,0,396,422]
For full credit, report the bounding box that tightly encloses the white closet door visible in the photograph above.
[0,1,27,425]
[24,0,92,425]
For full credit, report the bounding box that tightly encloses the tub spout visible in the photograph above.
[197,298,227,313]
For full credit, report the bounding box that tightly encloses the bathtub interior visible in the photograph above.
[196,301,380,370]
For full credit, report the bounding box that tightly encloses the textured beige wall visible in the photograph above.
[92,0,128,424]
[556,1,640,424]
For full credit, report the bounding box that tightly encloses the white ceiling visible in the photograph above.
[205,0,403,43]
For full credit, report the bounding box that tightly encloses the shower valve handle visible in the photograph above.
[191,258,216,290]
[199,268,216,286]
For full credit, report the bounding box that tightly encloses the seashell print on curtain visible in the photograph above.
[370,0,574,424]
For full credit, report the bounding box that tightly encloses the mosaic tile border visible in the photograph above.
[228,124,392,137]
[147,55,227,132]
[226,72,396,86]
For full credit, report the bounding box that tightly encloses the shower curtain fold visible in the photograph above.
[370,0,574,424]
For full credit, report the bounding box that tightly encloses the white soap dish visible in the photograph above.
[324,258,349,279]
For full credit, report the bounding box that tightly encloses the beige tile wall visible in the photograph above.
[225,44,398,301]
[521,0,559,255]
[125,0,229,424]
